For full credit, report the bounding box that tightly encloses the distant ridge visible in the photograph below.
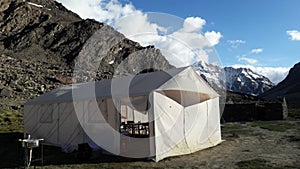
[260,62,300,107]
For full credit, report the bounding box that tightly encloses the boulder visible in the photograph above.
[0,87,12,97]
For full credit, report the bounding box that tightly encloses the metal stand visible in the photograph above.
[21,134,44,169]
[30,143,44,167]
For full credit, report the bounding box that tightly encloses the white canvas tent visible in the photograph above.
[24,66,222,162]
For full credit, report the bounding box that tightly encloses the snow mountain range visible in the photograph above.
[192,61,274,96]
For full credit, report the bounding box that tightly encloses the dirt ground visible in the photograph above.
[1,120,300,169]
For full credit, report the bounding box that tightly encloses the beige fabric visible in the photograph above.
[154,94,222,162]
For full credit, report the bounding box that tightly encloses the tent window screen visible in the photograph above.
[39,104,53,123]
[87,100,107,123]
[120,96,149,123]
[121,105,134,121]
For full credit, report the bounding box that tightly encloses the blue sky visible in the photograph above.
[129,0,300,67]
[57,0,300,83]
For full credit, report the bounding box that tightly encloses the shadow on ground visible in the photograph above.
[0,132,24,168]
[0,132,148,168]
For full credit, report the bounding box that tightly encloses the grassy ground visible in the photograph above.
[0,108,299,168]
[236,159,271,169]
[221,123,254,136]
[250,121,298,132]
[288,108,300,119]
[0,108,23,133]
[0,120,298,168]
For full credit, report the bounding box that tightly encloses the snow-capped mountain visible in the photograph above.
[224,67,274,95]
[192,61,274,96]
[192,61,226,91]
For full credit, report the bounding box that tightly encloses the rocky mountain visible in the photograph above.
[193,61,274,96]
[224,67,274,96]
[0,0,172,110]
[260,62,300,107]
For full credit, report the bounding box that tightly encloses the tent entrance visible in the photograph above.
[157,90,213,107]
[118,95,152,157]
[119,95,150,138]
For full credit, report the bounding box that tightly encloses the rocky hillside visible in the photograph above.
[0,54,75,109]
[0,0,90,65]
[193,61,274,96]
[0,0,172,110]
[260,62,300,107]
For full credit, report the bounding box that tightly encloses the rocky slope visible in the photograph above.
[0,54,72,109]
[193,61,274,96]
[260,62,300,107]
[0,0,172,110]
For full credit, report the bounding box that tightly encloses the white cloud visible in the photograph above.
[238,57,258,64]
[227,40,246,48]
[113,15,209,66]
[287,30,300,41]
[236,48,263,65]
[251,48,263,54]
[56,0,137,24]
[204,31,222,46]
[183,17,206,32]
[57,0,222,67]
[232,64,290,84]
[228,40,246,44]
[114,12,164,43]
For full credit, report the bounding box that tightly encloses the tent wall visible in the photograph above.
[153,92,222,162]
[153,92,186,161]
[153,66,221,161]
[24,98,131,154]
[148,93,156,158]
[24,105,38,136]
[56,102,85,151]
[24,104,59,145]
[73,99,120,155]
[24,103,85,150]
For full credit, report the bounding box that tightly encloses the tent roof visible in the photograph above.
[26,67,189,105]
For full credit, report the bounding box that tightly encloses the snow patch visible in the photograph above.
[248,71,260,79]
[27,2,44,8]
[109,60,114,65]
